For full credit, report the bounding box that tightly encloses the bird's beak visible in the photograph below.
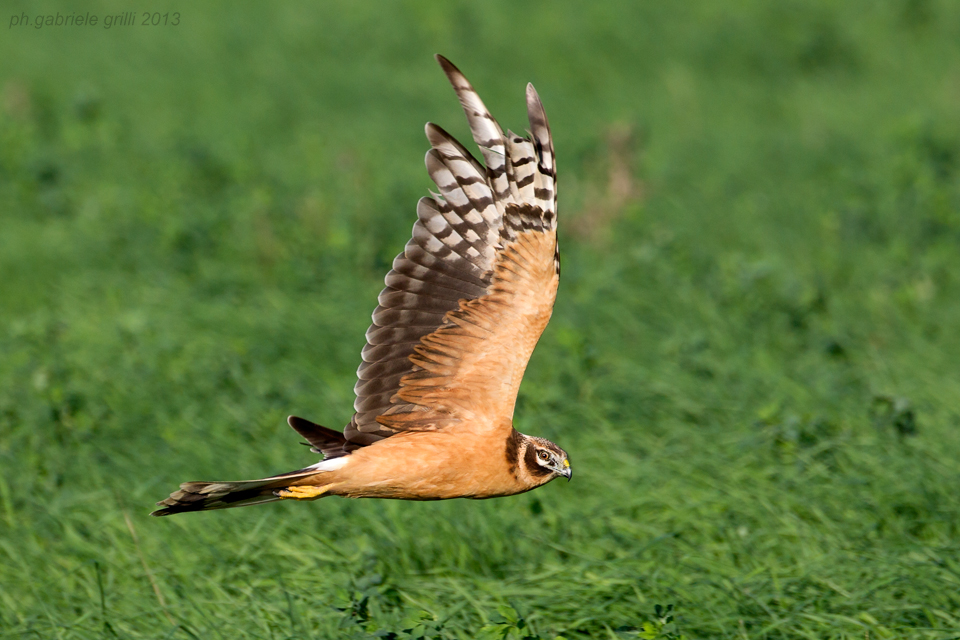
[560,459,572,481]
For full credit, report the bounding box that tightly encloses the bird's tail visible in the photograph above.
[151,416,347,517]
[150,469,327,517]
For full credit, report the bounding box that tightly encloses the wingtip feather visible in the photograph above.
[435,54,456,74]
[525,84,552,139]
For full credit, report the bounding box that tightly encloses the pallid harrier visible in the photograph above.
[152,56,569,516]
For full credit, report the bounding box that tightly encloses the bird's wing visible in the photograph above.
[344,56,557,448]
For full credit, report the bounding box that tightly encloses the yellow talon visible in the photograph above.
[275,484,335,500]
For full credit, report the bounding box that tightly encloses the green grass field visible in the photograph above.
[3,1,960,637]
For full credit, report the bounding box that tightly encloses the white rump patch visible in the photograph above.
[307,456,350,472]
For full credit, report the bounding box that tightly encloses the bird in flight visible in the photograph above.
[152,56,569,516]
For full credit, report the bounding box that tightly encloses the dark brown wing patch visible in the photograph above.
[287,416,349,459]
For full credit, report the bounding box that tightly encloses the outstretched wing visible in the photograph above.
[344,56,557,448]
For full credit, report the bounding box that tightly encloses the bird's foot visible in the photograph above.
[274,484,334,501]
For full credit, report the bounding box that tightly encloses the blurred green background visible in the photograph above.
[3,1,960,638]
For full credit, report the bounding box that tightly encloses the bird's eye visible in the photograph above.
[537,450,549,462]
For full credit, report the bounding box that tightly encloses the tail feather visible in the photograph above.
[152,415,346,517]
[151,470,321,517]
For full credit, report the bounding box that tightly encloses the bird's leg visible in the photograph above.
[274,484,337,500]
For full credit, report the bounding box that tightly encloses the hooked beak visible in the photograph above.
[560,459,572,481]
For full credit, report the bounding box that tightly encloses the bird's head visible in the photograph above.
[520,435,571,484]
